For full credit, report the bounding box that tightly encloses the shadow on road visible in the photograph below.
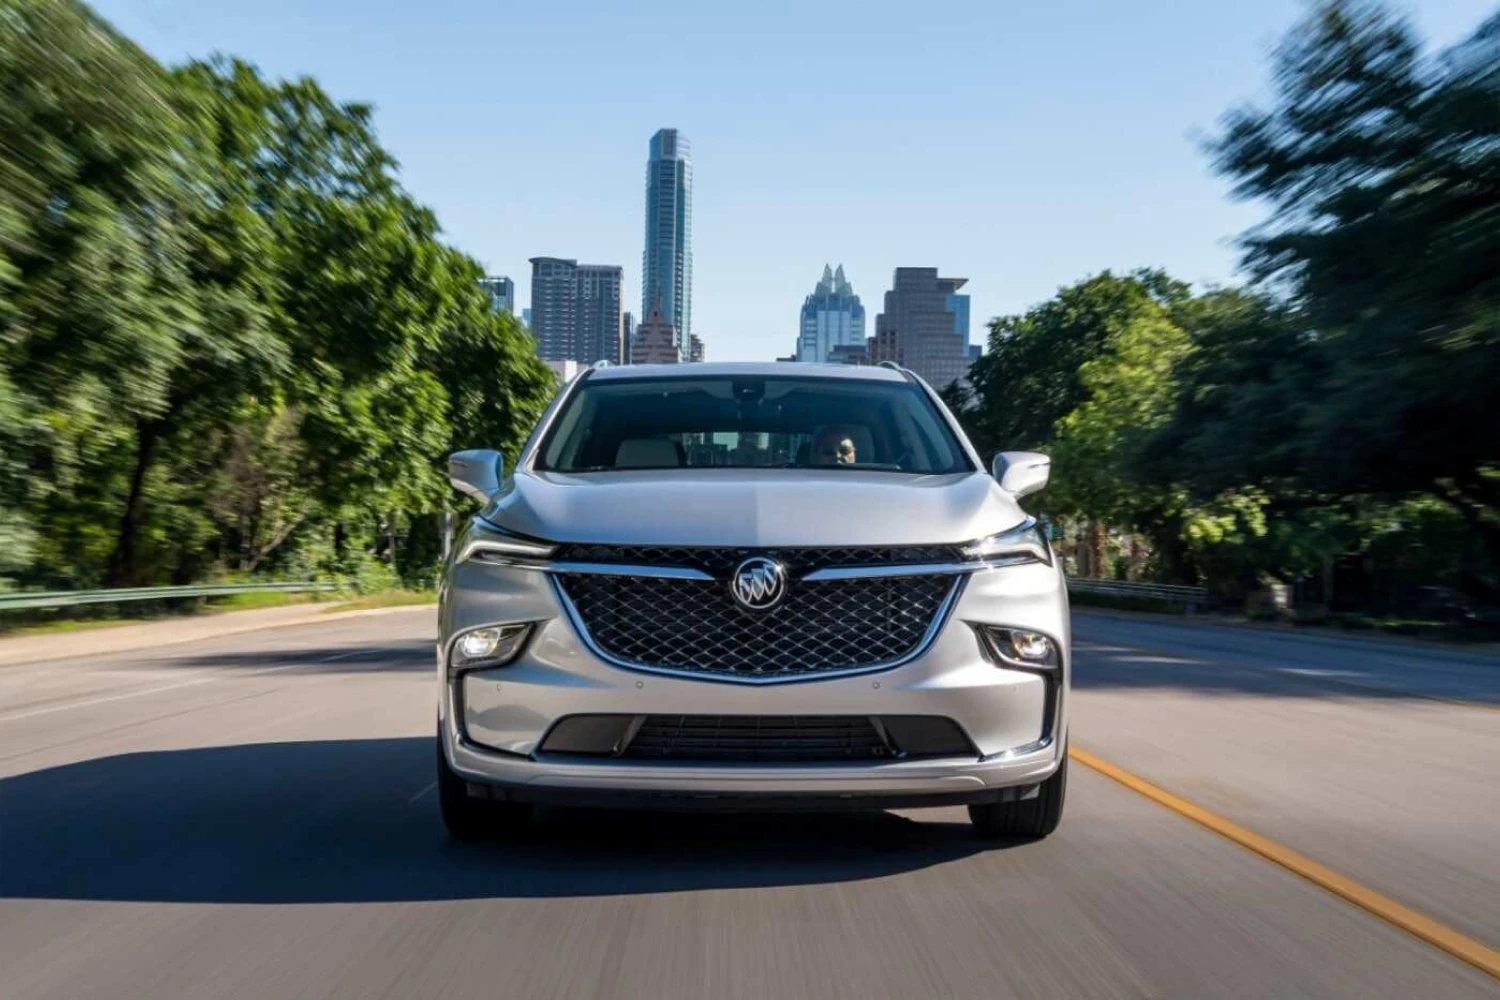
[115,641,435,675]
[0,738,996,904]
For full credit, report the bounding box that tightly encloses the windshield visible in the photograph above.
[536,375,973,474]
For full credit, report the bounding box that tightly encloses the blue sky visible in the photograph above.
[96,0,1494,361]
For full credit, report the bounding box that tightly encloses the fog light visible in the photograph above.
[1010,631,1054,662]
[450,623,531,674]
[977,625,1059,668]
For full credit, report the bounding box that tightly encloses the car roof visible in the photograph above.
[585,361,909,383]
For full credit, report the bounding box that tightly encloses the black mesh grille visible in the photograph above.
[554,543,969,577]
[623,715,891,762]
[558,572,957,679]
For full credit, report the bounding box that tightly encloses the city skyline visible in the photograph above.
[92,0,1493,361]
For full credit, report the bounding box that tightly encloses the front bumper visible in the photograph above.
[438,559,1069,808]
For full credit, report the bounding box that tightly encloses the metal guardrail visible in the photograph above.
[0,581,341,612]
[1067,577,1211,614]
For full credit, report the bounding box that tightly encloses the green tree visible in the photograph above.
[1211,0,1500,579]
[0,0,206,586]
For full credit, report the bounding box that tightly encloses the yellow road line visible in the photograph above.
[1068,746,1500,982]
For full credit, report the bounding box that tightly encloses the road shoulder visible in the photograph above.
[0,603,437,668]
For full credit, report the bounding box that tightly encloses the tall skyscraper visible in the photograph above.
[528,257,623,364]
[689,334,706,363]
[869,267,978,388]
[641,128,693,355]
[477,275,514,314]
[795,264,865,362]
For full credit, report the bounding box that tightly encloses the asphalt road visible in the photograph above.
[1,609,1497,999]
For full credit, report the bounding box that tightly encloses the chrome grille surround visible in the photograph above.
[552,543,970,577]
[552,548,966,684]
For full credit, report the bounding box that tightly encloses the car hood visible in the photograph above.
[484,469,1027,547]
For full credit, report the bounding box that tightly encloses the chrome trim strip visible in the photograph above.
[802,562,976,581]
[801,559,1036,581]
[547,562,715,581]
[458,537,557,567]
[550,575,968,686]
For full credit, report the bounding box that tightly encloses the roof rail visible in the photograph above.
[874,360,919,384]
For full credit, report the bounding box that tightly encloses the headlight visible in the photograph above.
[457,520,557,566]
[449,623,532,675]
[962,518,1051,567]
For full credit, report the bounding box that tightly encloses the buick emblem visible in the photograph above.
[730,556,786,610]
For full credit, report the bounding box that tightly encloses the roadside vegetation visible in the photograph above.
[947,2,1500,635]
[0,0,552,602]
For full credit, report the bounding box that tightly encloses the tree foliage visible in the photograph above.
[0,0,554,591]
[950,1,1500,611]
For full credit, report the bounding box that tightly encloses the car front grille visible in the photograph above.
[556,566,959,680]
[623,715,891,761]
[537,713,978,762]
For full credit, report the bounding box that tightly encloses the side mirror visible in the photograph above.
[449,449,504,503]
[992,451,1050,498]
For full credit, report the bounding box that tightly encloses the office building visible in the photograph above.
[689,334,706,362]
[527,257,623,364]
[477,275,514,314]
[795,264,865,362]
[641,128,693,355]
[576,264,624,365]
[868,267,978,388]
[827,343,868,365]
[623,312,636,349]
[631,305,681,364]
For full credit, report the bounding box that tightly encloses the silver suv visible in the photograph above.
[437,362,1068,840]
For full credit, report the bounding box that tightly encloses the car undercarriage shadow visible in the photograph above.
[0,738,1004,904]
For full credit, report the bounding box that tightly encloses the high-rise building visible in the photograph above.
[630,305,681,364]
[477,275,515,314]
[576,264,624,365]
[795,264,865,362]
[688,334,705,362]
[527,257,623,364]
[641,128,693,355]
[521,307,532,330]
[623,312,636,349]
[869,267,978,388]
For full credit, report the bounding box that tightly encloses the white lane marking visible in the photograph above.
[407,781,437,804]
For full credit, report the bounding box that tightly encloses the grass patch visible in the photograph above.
[205,591,328,612]
[324,590,436,613]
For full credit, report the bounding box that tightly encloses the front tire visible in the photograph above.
[436,731,532,840]
[969,755,1067,840]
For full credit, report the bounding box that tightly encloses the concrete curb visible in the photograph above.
[0,603,436,669]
